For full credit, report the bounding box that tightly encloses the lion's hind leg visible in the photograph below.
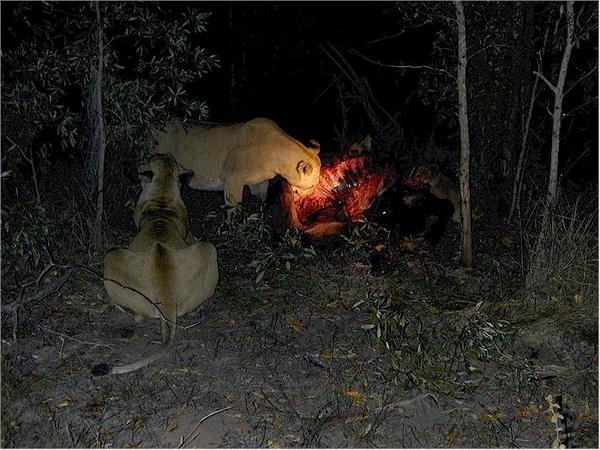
[249,181,269,201]
[168,242,219,316]
[103,248,163,320]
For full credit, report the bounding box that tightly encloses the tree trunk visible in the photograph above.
[91,0,106,254]
[545,0,575,208]
[530,0,575,275]
[508,27,549,225]
[455,0,473,267]
[503,2,529,181]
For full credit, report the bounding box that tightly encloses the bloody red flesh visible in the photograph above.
[292,155,396,226]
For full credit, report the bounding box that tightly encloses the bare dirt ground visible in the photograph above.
[1,189,598,448]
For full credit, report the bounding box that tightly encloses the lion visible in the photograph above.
[414,164,461,222]
[92,153,219,376]
[153,117,322,219]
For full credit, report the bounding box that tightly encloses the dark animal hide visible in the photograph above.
[368,180,455,248]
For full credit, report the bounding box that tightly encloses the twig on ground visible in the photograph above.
[3,265,75,315]
[34,322,116,349]
[374,393,438,415]
[178,406,232,448]
[3,252,90,316]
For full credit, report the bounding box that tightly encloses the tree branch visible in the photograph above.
[533,70,558,94]
[564,63,598,97]
[349,48,453,76]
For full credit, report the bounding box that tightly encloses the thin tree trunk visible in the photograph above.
[546,0,575,208]
[507,27,549,226]
[21,144,42,204]
[91,0,106,254]
[533,0,574,211]
[455,0,472,267]
[503,2,528,181]
[529,0,575,276]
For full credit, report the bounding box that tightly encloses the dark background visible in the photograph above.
[197,2,597,183]
[1,1,597,189]
[201,2,460,153]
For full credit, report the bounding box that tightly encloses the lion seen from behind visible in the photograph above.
[93,153,219,376]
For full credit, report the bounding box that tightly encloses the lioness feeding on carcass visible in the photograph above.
[265,154,396,245]
[93,153,219,376]
[154,117,322,219]
[265,153,456,250]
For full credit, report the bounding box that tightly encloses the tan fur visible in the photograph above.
[94,153,219,376]
[348,135,372,156]
[154,117,321,218]
[416,164,461,222]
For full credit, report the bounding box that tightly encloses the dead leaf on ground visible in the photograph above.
[58,396,73,407]
[166,415,178,432]
[320,349,339,359]
[39,401,52,415]
[478,411,506,423]
[479,414,496,423]
[344,390,366,407]
[285,315,306,333]
[447,425,459,442]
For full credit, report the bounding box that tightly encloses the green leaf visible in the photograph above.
[255,271,265,284]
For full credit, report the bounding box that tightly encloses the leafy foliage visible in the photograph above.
[357,292,514,391]
[215,211,317,285]
[2,2,219,173]
[1,204,68,279]
[1,1,219,281]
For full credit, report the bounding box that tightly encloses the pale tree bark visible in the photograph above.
[91,0,106,254]
[455,0,472,267]
[534,0,575,210]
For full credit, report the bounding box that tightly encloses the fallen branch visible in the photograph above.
[374,393,438,415]
[178,406,233,448]
[3,265,75,315]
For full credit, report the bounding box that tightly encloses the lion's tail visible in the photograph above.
[92,318,176,376]
[92,244,177,376]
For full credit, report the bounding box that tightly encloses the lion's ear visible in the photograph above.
[362,135,372,150]
[308,139,320,154]
[297,160,313,177]
[138,170,154,187]
[179,169,194,188]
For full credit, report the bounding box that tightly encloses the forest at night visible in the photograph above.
[1,2,598,447]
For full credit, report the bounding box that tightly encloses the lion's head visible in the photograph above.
[415,164,439,185]
[134,153,194,231]
[288,139,321,196]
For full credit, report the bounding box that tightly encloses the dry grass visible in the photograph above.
[520,195,598,342]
